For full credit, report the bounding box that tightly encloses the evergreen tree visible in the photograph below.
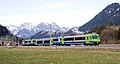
[117,27,120,39]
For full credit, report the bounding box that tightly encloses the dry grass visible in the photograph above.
[0,48,120,64]
[100,44,120,46]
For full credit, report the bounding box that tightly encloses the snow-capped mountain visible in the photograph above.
[64,26,84,36]
[34,22,50,32]
[6,22,69,38]
[30,26,85,39]
[20,22,35,31]
[70,26,83,34]
[6,25,19,35]
[34,22,67,32]
[79,3,120,31]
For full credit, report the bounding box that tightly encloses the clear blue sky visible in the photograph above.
[0,0,120,27]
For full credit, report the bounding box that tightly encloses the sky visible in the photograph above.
[0,0,120,28]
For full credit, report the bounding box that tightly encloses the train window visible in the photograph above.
[60,38,63,40]
[33,40,36,42]
[60,38,62,41]
[29,41,31,42]
[53,39,58,41]
[87,37,89,40]
[64,38,74,41]
[44,40,50,42]
[75,37,85,40]
[25,41,27,43]
[37,41,42,43]
[92,35,99,39]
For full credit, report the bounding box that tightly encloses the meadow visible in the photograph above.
[0,47,120,64]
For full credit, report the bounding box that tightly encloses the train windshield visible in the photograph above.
[92,35,99,39]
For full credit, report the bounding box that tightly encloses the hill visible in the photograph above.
[79,3,120,31]
[0,24,13,37]
[0,25,23,46]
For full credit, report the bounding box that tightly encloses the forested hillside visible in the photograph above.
[0,25,13,37]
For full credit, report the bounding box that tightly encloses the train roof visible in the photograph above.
[24,33,99,41]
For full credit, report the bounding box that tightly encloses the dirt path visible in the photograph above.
[100,44,120,46]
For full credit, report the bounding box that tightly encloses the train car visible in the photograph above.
[22,39,33,46]
[22,33,100,46]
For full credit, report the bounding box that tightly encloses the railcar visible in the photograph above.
[22,33,100,46]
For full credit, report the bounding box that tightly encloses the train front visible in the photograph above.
[92,34,100,45]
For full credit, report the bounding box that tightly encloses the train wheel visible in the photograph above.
[90,44,93,46]
[94,42,98,46]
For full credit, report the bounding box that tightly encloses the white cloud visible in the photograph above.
[0,0,110,28]
[0,8,98,28]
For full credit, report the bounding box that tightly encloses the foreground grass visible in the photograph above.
[0,47,120,64]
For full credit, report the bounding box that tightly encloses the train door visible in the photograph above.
[50,38,53,45]
[62,37,64,45]
[33,40,37,45]
[85,36,89,45]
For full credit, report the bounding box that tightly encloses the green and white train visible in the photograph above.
[22,33,100,46]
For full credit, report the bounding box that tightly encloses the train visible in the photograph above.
[22,33,100,46]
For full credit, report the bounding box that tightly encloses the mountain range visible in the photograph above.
[30,26,82,39]
[6,22,70,38]
[79,3,120,31]
[6,3,120,39]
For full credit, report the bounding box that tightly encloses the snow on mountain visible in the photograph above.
[70,26,84,34]
[50,22,61,32]
[17,29,34,38]
[34,22,50,32]
[61,27,70,32]
[6,22,69,38]
[20,22,35,31]
[6,25,19,35]
[34,22,69,33]
[79,3,120,31]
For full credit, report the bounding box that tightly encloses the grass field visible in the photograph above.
[0,47,120,64]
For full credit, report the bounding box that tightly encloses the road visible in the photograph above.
[1,46,119,49]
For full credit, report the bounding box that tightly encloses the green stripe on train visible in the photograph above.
[50,38,53,45]
[62,37,64,44]
[85,36,89,44]
[86,34,94,44]
[85,34,91,44]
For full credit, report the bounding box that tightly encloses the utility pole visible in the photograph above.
[50,24,52,38]
[18,37,19,46]
[5,36,7,46]
[0,37,1,46]
[14,36,16,46]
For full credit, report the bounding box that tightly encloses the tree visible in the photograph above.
[90,25,105,34]
[117,27,120,39]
